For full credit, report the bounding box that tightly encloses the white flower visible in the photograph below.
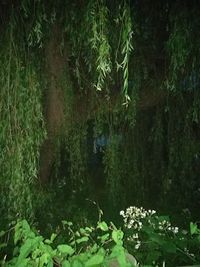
[173,227,179,234]
[132,233,139,239]
[120,210,125,217]
[135,241,141,250]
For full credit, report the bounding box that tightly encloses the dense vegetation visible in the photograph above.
[0,0,200,266]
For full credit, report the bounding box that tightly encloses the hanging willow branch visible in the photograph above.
[0,11,45,221]
[86,0,112,92]
[116,1,133,106]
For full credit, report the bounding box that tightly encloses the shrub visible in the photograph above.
[120,206,200,266]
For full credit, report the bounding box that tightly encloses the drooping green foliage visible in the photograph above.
[87,0,112,92]
[0,12,45,221]
[117,2,133,106]
[0,0,200,231]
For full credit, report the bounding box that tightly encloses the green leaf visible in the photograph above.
[79,228,86,235]
[47,260,54,267]
[85,254,104,266]
[17,236,42,262]
[85,227,93,233]
[45,233,57,244]
[190,222,198,235]
[112,230,124,245]
[15,258,29,267]
[62,221,73,227]
[98,233,109,242]
[62,260,71,267]
[90,244,98,254]
[57,244,75,256]
[149,234,165,246]
[116,253,127,266]
[75,231,81,237]
[161,241,176,253]
[45,239,52,245]
[76,236,89,244]
[71,259,83,267]
[39,253,52,267]
[97,222,108,232]
[50,233,57,242]
[110,245,124,258]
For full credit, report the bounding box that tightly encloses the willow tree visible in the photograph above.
[0,0,200,224]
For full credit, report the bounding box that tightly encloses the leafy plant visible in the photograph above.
[1,219,137,267]
[120,206,200,266]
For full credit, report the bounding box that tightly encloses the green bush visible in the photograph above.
[0,219,137,267]
[1,207,200,267]
[120,206,200,266]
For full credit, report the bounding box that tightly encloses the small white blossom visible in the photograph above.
[120,210,125,217]
[132,233,139,239]
[135,241,141,250]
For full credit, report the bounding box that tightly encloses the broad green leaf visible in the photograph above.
[98,233,109,242]
[190,222,198,235]
[62,260,71,267]
[97,247,106,257]
[50,233,57,242]
[146,250,161,263]
[45,233,57,244]
[47,260,54,267]
[32,248,42,259]
[15,258,29,267]
[90,244,98,253]
[76,236,89,244]
[44,239,52,245]
[149,234,165,246]
[112,230,124,245]
[39,253,51,267]
[75,252,90,262]
[85,254,104,266]
[57,244,75,256]
[71,259,83,267]
[110,245,124,258]
[75,231,81,237]
[97,222,108,232]
[17,236,42,262]
[79,228,87,235]
[62,221,73,227]
[116,253,127,266]
[162,242,176,253]
[85,227,93,233]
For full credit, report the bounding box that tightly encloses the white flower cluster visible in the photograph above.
[120,206,179,249]
[157,220,179,234]
[127,235,141,249]
[120,206,156,230]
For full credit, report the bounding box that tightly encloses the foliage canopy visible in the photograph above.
[0,0,200,229]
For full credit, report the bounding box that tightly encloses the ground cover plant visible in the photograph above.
[1,207,200,267]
